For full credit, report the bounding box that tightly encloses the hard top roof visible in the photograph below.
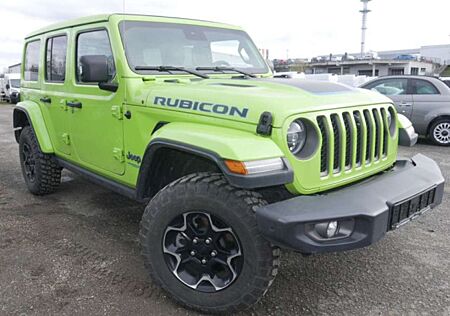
[25,13,242,39]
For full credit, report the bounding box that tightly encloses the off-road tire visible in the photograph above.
[19,126,61,195]
[429,118,450,146]
[139,172,280,314]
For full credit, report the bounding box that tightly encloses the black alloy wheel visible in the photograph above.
[163,211,243,292]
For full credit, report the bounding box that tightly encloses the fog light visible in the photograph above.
[315,221,339,238]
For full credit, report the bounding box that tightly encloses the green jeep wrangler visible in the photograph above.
[14,14,445,313]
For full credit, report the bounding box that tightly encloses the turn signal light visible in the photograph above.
[225,158,285,175]
[224,160,248,175]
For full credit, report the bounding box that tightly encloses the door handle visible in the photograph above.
[40,97,51,104]
[399,102,412,107]
[66,101,82,109]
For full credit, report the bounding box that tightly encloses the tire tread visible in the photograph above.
[19,126,61,195]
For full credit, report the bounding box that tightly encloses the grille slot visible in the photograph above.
[330,114,341,172]
[380,108,389,157]
[372,109,381,160]
[318,106,390,177]
[343,112,353,169]
[317,116,329,175]
[363,110,373,163]
[353,111,363,167]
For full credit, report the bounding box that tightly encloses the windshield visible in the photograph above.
[119,21,268,75]
[10,79,20,88]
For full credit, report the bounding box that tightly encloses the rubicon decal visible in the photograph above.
[153,96,249,118]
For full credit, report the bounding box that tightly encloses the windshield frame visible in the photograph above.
[118,20,270,76]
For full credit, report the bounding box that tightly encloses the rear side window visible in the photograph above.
[76,30,115,83]
[24,40,41,81]
[411,79,439,95]
[46,35,67,82]
[365,78,408,96]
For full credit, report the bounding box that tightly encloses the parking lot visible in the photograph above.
[0,102,449,315]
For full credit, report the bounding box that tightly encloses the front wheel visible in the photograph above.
[429,119,450,146]
[139,173,279,313]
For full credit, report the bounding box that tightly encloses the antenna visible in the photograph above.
[360,0,372,58]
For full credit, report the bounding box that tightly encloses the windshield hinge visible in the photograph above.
[111,105,123,120]
[112,148,125,162]
[257,112,273,136]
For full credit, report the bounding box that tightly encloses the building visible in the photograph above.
[307,59,436,76]
[8,63,21,74]
[377,44,450,65]
[298,43,450,77]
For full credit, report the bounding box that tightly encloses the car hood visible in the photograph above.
[144,78,392,127]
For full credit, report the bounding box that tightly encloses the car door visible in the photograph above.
[39,32,72,156]
[364,78,413,118]
[410,78,443,134]
[69,25,125,175]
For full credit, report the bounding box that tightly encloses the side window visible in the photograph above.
[76,29,115,83]
[46,35,67,82]
[24,40,41,81]
[366,79,408,96]
[411,79,439,95]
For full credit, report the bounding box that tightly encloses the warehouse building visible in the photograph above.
[303,44,449,76]
[8,63,21,74]
[307,59,435,76]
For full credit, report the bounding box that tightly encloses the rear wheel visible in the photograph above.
[19,126,62,195]
[139,173,279,313]
[429,118,450,146]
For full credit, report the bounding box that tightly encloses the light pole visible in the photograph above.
[360,0,372,58]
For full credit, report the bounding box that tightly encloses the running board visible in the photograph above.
[56,158,143,203]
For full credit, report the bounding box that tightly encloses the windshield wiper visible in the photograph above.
[134,65,209,79]
[195,66,256,78]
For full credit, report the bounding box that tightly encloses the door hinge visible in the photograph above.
[113,148,125,162]
[111,105,123,120]
[62,133,70,145]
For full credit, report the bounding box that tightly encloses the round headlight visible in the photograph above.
[287,120,307,154]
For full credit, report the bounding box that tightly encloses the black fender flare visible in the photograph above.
[135,139,293,201]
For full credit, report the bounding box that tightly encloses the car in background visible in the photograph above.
[440,77,450,88]
[360,75,450,146]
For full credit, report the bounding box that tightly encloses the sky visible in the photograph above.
[1,0,449,71]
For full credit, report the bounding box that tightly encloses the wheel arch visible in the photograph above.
[135,122,292,201]
[135,140,222,200]
[13,102,54,153]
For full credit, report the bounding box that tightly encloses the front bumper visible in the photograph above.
[256,154,445,254]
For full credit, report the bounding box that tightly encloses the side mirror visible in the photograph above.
[5,84,10,90]
[80,55,109,83]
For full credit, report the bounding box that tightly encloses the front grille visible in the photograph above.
[317,106,393,176]
[389,188,436,230]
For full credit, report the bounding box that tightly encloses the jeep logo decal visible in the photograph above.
[127,152,142,164]
[153,96,249,118]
